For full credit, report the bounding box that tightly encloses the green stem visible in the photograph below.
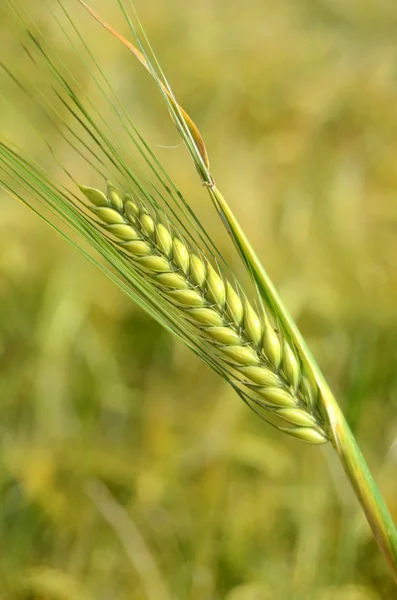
[323,387,397,584]
[208,185,397,583]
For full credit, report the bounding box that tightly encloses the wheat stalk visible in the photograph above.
[80,181,328,445]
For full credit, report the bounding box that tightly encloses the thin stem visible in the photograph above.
[324,389,397,584]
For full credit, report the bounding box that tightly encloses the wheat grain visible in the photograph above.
[80,182,328,444]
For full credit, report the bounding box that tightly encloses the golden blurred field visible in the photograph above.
[1,0,397,598]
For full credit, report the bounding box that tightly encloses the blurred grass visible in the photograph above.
[1,0,397,598]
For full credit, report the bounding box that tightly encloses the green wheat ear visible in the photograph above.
[80,181,328,445]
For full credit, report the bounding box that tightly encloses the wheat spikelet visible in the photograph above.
[80,182,328,444]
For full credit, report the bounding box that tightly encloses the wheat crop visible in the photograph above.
[81,182,328,445]
[2,0,397,583]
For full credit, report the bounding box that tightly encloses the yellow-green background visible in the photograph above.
[1,0,397,598]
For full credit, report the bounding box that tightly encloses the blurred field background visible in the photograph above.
[1,0,397,598]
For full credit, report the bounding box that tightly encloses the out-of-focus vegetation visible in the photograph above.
[1,0,397,598]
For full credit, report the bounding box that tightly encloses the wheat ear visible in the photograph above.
[80,182,328,445]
